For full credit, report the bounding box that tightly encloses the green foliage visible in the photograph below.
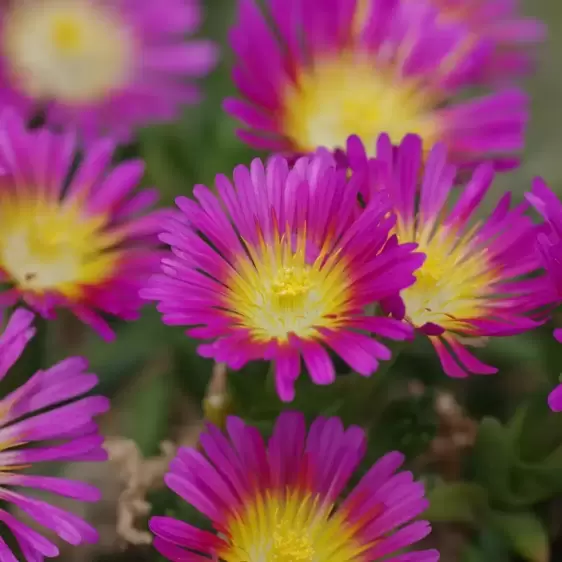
[425,482,490,525]
[471,391,562,510]
[487,511,550,562]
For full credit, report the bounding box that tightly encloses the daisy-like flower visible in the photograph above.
[526,178,562,412]
[0,0,218,144]
[150,411,440,561]
[398,0,545,82]
[224,0,527,170]
[0,308,109,560]
[370,133,552,378]
[0,110,164,340]
[142,152,424,401]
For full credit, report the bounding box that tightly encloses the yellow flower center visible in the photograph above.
[282,54,439,155]
[226,230,351,342]
[271,518,316,562]
[3,0,135,103]
[271,266,313,312]
[398,223,496,329]
[52,15,84,53]
[0,196,121,297]
[219,490,369,562]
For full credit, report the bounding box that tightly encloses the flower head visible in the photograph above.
[0,0,218,144]
[150,412,440,562]
[0,111,164,340]
[398,0,545,82]
[526,178,562,412]
[371,133,553,378]
[0,308,109,560]
[142,153,423,401]
[225,0,527,171]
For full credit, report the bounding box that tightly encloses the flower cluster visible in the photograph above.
[142,154,423,401]
[0,0,560,560]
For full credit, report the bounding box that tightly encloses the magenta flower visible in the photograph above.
[398,0,545,82]
[225,0,527,171]
[0,308,108,560]
[370,133,553,378]
[0,110,165,340]
[150,412,440,561]
[142,153,424,401]
[526,178,562,412]
[0,0,218,144]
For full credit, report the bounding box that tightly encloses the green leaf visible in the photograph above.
[425,482,489,525]
[487,511,550,562]
[471,414,562,508]
[462,529,511,562]
[370,392,438,460]
[517,389,562,461]
[472,417,516,506]
[122,358,175,457]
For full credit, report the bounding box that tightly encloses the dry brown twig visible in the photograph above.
[104,362,228,547]
[104,437,176,546]
[410,383,477,480]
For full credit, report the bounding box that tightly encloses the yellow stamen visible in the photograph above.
[398,222,496,329]
[282,54,439,156]
[3,0,134,103]
[225,224,351,342]
[219,490,370,562]
[52,15,83,53]
[0,195,121,298]
[271,516,315,561]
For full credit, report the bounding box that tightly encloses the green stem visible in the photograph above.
[264,361,278,398]
[343,340,406,425]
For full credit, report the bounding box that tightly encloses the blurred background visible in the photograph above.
[4,0,562,560]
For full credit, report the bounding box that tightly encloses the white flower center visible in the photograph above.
[3,0,136,104]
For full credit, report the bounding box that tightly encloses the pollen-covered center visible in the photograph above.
[226,233,351,341]
[271,266,313,312]
[3,0,136,103]
[219,491,367,562]
[0,197,120,297]
[282,54,439,154]
[399,226,496,328]
[271,518,316,562]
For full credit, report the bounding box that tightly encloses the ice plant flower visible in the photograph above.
[399,0,545,82]
[371,133,552,378]
[0,111,164,340]
[225,0,527,170]
[0,308,109,560]
[142,153,424,401]
[150,411,440,561]
[0,0,217,144]
[525,178,562,412]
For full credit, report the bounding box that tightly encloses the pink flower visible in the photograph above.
[0,110,165,340]
[225,0,528,172]
[397,0,545,83]
[142,152,424,401]
[0,0,218,144]
[150,412,440,561]
[526,178,562,412]
[371,133,554,377]
[0,308,108,560]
